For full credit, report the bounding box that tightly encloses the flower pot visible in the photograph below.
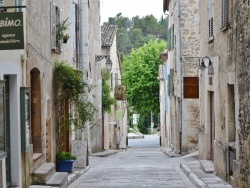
[56,160,74,172]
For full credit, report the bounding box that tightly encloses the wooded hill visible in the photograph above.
[103,13,168,56]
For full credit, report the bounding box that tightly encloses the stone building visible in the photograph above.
[101,25,127,150]
[0,0,103,187]
[198,0,238,186]
[162,0,200,154]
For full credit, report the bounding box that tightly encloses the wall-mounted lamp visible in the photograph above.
[95,55,112,72]
[200,56,212,71]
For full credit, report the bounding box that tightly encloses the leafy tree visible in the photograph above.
[117,32,130,55]
[122,39,167,115]
[129,28,145,49]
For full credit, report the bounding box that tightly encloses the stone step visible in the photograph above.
[29,186,53,188]
[200,160,214,173]
[33,163,56,185]
[46,172,68,188]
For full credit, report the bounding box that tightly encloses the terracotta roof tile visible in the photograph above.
[101,25,118,47]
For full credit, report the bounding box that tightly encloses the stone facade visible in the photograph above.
[233,1,250,187]
[198,0,250,187]
[163,0,200,154]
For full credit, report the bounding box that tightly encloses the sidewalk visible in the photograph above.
[164,148,233,188]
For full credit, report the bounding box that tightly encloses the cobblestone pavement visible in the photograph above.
[68,135,194,188]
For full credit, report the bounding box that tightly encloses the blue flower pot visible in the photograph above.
[56,160,74,173]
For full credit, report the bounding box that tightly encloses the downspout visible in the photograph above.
[79,0,89,163]
[178,0,183,153]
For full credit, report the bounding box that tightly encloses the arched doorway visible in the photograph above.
[30,68,42,153]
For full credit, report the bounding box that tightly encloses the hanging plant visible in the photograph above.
[53,61,96,151]
[56,18,71,46]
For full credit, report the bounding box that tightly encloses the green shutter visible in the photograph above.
[172,25,174,49]
[167,74,170,95]
[110,73,113,89]
[170,69,174,94]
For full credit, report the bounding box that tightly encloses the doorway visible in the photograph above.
[209,91,215,161]
[4,76,11,187]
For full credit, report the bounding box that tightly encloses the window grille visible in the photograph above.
[221,0,228,31]
[16,0,22,12]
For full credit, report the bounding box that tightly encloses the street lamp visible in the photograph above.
[95,55,113,71]
[200,56,212,71]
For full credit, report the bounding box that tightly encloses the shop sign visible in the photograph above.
[183,77,199,98]
[0,12,24,50]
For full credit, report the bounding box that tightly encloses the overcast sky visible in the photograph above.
[100,0,166,24]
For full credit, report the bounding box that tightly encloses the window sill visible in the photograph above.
[208,36,214,43]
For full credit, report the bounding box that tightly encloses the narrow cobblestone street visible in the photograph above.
[68,135,194,188]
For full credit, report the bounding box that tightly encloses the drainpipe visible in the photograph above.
[79,0,89,164]
[178,0,183,154]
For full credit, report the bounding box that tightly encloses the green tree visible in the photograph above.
[102,69,116,113]
[129,28,145,50]
[122,39,166,115]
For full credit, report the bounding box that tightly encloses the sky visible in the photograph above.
[100,0,166,24]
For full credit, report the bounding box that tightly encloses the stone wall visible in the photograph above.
[168,0,200,153]
[234,1,250,187]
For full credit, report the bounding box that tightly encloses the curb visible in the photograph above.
[67,166,90,186]
[90,150,119,157]
[180,164,207,188]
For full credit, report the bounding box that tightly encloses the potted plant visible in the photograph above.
[56,151,77,173]
[63,34,70,43]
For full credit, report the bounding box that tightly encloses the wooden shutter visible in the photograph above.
[110,73,113,89]
[16,0,22,12]
[50,2,56,50]
[58,8,63,51]
[171,25,174,49]
[167,27,171,51]
[221,0,228,30]
[115,73,118,86]
[208,0,214,40]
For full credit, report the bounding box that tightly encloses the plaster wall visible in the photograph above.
[167,0,200,153]
[199,0,238,183]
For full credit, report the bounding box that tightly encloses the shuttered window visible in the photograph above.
[50,2,57,50]
[208,0,214,41]
[115,73,118,86]
[167,27,171,51]
[16,0,22,12]
[171,25,174,49]
[221,0,228,31]
[0,0,3,6]
[110,73,113,89]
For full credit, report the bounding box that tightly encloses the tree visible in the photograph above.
[122,39,167,115]
[129,28,145,50]
[102,69,116,113]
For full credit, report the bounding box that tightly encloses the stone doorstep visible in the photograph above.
[200,160,214,173]
[33,163,56,184]
[46,172,68,188]
[180,164,207,188]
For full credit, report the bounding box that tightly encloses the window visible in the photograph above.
[16,0,22,12]
[50,2,62,52]
[0,81,5,157]
[221,0,228,31]
[208,0,214,41]
[167,25,174,51]
[0,0,3,6]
